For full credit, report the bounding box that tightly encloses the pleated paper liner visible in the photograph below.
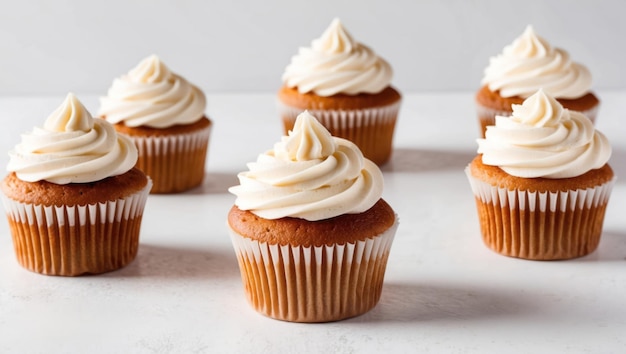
[229,220,398,322]
[131,124,211,193]
[278,102,401,166]
[466,168,615,260]
[1,179,152,276]
[475,102,599,138]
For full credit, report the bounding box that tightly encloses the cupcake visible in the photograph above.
[466,89,614,260]
[476,25,599,137]
[1,93,151,276]
[278,18,401,166]
[228,111,398,322]
[99,55,212,194]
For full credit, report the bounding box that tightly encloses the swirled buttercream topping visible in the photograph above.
[282,18,393,96]
[99,55,206,128]
[8,93,138,184]
[481,25,592,99]
[478,89,611,178]
[229,110,384,221]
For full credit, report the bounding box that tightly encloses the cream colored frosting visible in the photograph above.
[8,93,138,184]
[229,110,384,221]
[482,25,592,99]
[282,18,393,97]
[99,55,206,128]
[478,89,611,178]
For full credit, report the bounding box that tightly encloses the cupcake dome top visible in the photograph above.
[229,110,384,221]
[7,93,138,184]
[478,89,611,179]
[282,18,393,97]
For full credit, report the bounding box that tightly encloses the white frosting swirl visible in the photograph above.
[482,25,592,99]
[99,55,206,128]
[229,111,384,221]
[8,93,138,184]
[282,18,393,96]
[478,89,611,178]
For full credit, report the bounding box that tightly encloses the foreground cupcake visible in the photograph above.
[476,25,599,137]
[99,55,211,193]
[278,18,401,166]
[466,89,614,260]
[228,111,398,322]
[1,93,151,276]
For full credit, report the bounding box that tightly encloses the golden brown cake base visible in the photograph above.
[228,200,397,322]
[475,85,600,137]
[278,86,401,166]
[228,199,395,246]
[278,86,401,110]
[1,169,151,276]
[1,168,148,206]
[466,156,614,260]
[114,117,211,194]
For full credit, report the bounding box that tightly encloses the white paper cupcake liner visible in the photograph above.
[466,167,615,260]
[278,101,400,130]
[278,100,401,165]
[228,219,398,322]
[130,125,211,193]
[1,179,152,276]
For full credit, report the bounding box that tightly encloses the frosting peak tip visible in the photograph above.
[44,93,93,133]
[524,24,535,34]
[295,110,320,126]
[143,54,161,63]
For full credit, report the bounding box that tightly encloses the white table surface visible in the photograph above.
[0,92,624,354]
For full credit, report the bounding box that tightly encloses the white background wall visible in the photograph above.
[1,0,624,95]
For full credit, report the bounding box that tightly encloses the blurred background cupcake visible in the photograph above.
[278,18,401,166]
[475,25,599,137]
[228,110,398,322]
[466,89,614,260]
[99,55,212,193]
[1,93,151,276]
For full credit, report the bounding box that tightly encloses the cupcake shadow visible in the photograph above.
[570,230,626,263]
[384,148,475,173]
[103,243,239,279]
[184,171,238,195]
[351,281,536,323]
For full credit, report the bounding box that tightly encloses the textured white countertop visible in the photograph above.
[1,92,625,353]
